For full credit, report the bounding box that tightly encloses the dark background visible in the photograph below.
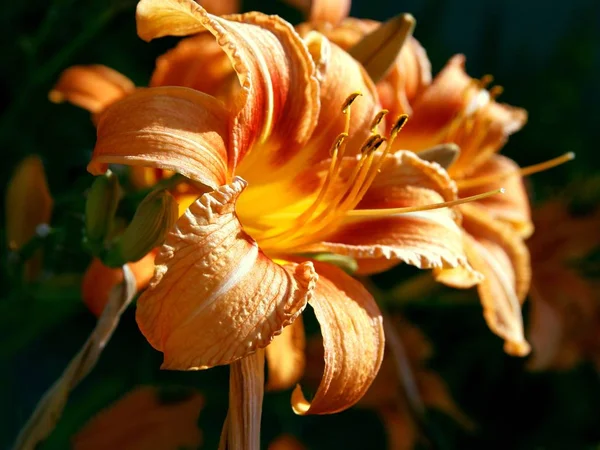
[1,0,599,448]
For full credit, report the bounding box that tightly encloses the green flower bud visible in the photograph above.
[104,189,178,267]
[85,170,121,249]
[311,253,359,275]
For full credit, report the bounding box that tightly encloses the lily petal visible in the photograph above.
[397,55,526,176]
[150,34,238,104]
[49,65,135,114]
[456,204,531,356]
[300,151,472,275]
[286,0,350,25]
[90,86,230,189]
[459,155,533,238]
[266,316,306,391]
[73,386,203,450]
[82,252,156,317]
[136,178,317,370]
[292,262,384,415]
[136,0,319,167]
[299,18,431,129]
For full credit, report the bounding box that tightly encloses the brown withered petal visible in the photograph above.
[199,0,239,15]
[90,87,230,189]
[73,386,203,450]
[459,155,533,238]
[136,0,320,167]
[49,65,135,114]
[266,316,306,391]
[82,253,156,317]
[459,204,531,356]
[292,262,384,415]
[136,178,317,370]
[299,151,472,276]
[269,434,307,450]
[348,14,416,84]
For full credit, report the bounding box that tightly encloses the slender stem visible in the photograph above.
[222,350,265,450]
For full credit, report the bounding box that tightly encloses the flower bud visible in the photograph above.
[104,189,178,266]
[311,253,358,275]
[85,170,121,248]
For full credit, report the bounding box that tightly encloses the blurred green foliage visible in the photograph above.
[1,0,599,449]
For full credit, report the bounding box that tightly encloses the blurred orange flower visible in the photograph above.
[527,200,600,371]
[73,386,203,450]
[5,156,53,281]
[51,0,477,414]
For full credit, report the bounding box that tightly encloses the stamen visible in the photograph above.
[361,134,386,154]
[342,92,362,113]
[478,74,494,89]
[370,110,389,133]
[344,188,505,218]
[489,85,503,99]
[457,152,575,189]
[329,133,348,157]
[390,114,409,137]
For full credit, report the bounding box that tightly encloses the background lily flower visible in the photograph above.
[527,199,600,371]
[291,0,533,355]
[52,0,479,417]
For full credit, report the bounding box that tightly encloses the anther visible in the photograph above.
[370,110,389,133]
[329,133,349,156]
[342,92,362,113]
[390,114,409,136]
[360,134,385,154]
[479,74,494,88]
[489,85,504,99]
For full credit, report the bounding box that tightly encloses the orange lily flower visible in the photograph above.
[5,156,54,281]
[294,4,540,355]
[51,0,475,415]
[73,386,204,450]
[527,200,600,371]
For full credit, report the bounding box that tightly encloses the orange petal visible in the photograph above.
[136,0,320,167]
[300,151,473,276]
[269,434,306,450]
[396,55,526,175]
[6,156,53,280]
[235,34,380,220]
[299,19,431,125]
[459,155,533,237]
[136,178,317,370]
[90,87,230,189]
[265,316,306,391]
[286,0,350,25]
[82,252,156,317]
[199,0,238,15]
[49,65,134,114]
[73,386,203,450]
[292,262,384,414]
[456,204,531,356]
[150,33,238,104]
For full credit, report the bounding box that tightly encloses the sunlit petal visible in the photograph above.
[300,151,472,275]
[49,65,135,114]
[266,316,306,391]
[292,262,384,415]
[136,0,320,167]
[136,178,317,370]
[90,87,230,189]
